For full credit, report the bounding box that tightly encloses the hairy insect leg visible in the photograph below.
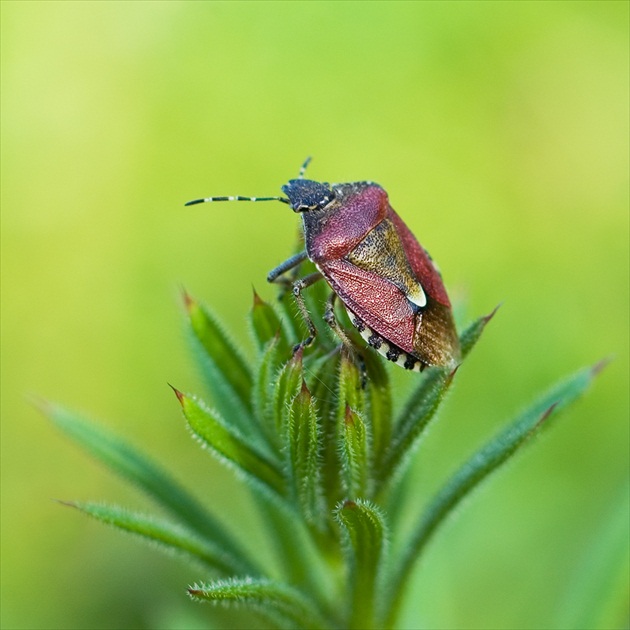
[268,251,309,303]
[324,293,367,387]
[291,272,324,352]
[323,292,355,348]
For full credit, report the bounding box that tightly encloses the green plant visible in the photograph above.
[44,261,605,629]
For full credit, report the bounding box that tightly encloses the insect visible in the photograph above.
[186,158,460,371]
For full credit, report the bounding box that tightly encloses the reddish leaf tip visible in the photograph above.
[300,378,310,395]
[252,286,265,307]
[592,356,613,376]
[54,499,78,509]
[483,303,502,324]
[448,364,461,381]
[28,394,53,415]
[344,404,355,425]
[180,287,195,311]
[535,401,559,429]
[168,383,185,404]
[343,500,357,510]
[292,345,304,363]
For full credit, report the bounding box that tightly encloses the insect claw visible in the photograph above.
[292,336,314,355]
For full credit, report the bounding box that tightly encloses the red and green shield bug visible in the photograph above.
[186,158,460,371]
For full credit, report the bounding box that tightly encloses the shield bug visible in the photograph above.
[186,158,460,371]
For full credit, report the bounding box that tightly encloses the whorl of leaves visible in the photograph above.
[45,267,605,629]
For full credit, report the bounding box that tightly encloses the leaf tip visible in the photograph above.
[291,344,304,364]
[343,499,357,510]
[483,302,502,324]
[53,498,78,509]
[448,364,461,382]
[252,286,265,307]
[344,404,355,425]
[187,588,203,600]
[28,393,53,415]
[592,356,613,377]
[180,286,195,311]
[535,401,559,429]
[168,383,185,405]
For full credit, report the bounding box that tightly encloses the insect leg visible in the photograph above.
[267,251,308,285]
[291,271,324,351]
[323,293,367,387]
[323,292,355,348]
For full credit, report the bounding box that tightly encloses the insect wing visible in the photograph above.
[387,208,452,308]
[386,207,460,365]
[320,258,417,355]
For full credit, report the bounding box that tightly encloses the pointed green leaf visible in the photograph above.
[307,349,343,511]
[336,500,387,630]
[393,307,496,438]
[331,349,369,505]
[395,367,449,433]
[340,406,370,499]
[253,334,287,450]
[459,305,500,360]
[379,367,457,493]
[189,578,332,630]
[174,388,285,497]
[337,348,365,419]
[308,348,342,432]
[184,292,253,425]
[63,501,251,576]
[272,348,304,439]
[384,362,605,627]
[42,402,253,567]
[249,289,289,356]
[379,309,498,494]
[362,349,392,474]
[288,380,325,526]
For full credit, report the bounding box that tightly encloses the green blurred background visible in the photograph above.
[1,2,628,629]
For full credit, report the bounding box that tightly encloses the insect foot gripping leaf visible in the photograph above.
[186,158,459,370]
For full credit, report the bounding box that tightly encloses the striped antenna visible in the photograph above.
[298,156,312,179]
[185,195,289,207]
